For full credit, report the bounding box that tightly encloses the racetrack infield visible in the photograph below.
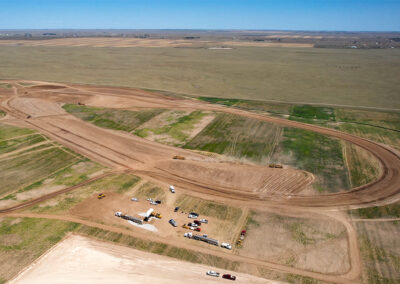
[0,80,399,210]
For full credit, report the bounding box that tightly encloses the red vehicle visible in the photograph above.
[222,274,236,280]
[194,227,201,232]
[241,230,246,236]
[194,220,201,225]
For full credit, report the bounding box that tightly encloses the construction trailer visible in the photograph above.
[114,212,143,225]
[192,234,219,246]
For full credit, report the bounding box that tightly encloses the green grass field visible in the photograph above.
[356,221,400,283]
[1,46,399,109]
[29,173,140,214]
[134,182,165,200]
[272,127,350,192]
[0,217,80,283]
[63,104,164,132]
[185,113,281,162]
[175,194,242,222]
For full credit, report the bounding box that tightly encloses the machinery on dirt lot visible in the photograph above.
[184,232,219,246]
[173,155,185,160]
[114,212,143,225]
[269,163,283,168]
[150,212,162,219]
[97,193,106,199]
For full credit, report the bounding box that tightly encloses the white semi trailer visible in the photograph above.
[115,212,143,225]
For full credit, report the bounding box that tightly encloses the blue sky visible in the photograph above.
[0,0,399,31]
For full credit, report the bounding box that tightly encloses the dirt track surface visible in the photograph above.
[1,80,399,210]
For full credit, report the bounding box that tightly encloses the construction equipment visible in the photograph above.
[151,212,162,219]
[173,155,185,160]
[192,234,219,246]
[97,193,106,199]
[114,212,143,225]
[269,163,283,169]
[182,224,189,229]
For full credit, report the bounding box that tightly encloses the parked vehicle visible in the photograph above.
[188,212,199,219]
[222,274,236,280]
[97,193,106,199]
[206,271,220,277]
[194,220,201,225]
[169,219,177,227]
[169,185,175,193]
[174,206,180,212]
[155,200,161,204]
[131,197,138,202]
[221,243,232,250]
[188,222,198,227]
[184,232,193,238]
[150,201,158,205]
[199,219,208,224]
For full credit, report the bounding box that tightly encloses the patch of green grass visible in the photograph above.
[286,223,315,246]
[30,173,140,213]
[175,194,242,222]
[350,203,400,219]
[285,274,323,284]
[0,83,11,89]
[0,110,5,118]
[118,176,141,193]
[135,111,208,144]
[291,105,335,121]
[0,123,36,140]
[356,221,400,283]
[245,210,260,229]
[63,104,164,132]
[0,147,79,197]
[185,113,280,162]
[0,217,80,282]
[336,108,400,131]
[339,123,400,150]
[0,134,45,155]
[344,142,381,188]
[134,182,164,199]
[289,105,336,125]
[272,127,349,192]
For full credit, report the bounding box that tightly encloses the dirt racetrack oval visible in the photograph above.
[1,81,400,210]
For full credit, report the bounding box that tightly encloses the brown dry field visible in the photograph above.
[1,80,400,283]
[10,234,271,284]
[0,37,313,48]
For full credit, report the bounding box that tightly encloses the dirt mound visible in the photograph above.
[29,85,66,90]
[157,160,313,196]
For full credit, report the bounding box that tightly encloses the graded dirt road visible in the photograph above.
[1,80,399,210]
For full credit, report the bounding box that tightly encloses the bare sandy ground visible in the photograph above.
[10,235,277,284]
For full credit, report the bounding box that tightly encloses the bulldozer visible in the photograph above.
[173,155,185,160]
[97,193,106,199]
[151,212,162,219]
